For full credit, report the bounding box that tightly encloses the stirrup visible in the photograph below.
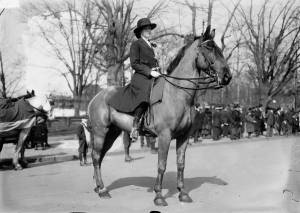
[130,128,139,141]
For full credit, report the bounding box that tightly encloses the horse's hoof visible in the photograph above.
[20,161,28,168]
[14,164,23,171]
[99,190,111,199]
[178,192,193,203]
[94,186,100,193]
[95,187,111,199]
[124,156,134,162]
[154,195,168,206]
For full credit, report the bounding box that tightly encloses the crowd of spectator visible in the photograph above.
[191,103,300,143]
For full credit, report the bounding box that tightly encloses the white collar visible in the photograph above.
[141,36,152,48]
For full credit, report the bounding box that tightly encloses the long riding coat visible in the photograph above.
[108,38,158,113]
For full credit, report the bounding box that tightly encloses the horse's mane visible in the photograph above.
[166,35,202,74]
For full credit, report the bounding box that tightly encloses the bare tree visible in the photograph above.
[85,0,169,86]
[172,0,207,36]
[85,0,136,86]
[0,8,24,98]
[220,0,242,61]
[0,9,5,16]
[24,0,100,116]
[235,0,300,106]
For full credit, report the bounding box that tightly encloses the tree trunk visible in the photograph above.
[107,63,123,86]
[192,4,196,36]
[73,94,81,117]
[207,0,213,26]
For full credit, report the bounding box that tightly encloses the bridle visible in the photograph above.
[161,39,223,91]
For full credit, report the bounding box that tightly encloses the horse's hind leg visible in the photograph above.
[176,136,193,203]
[93,125,121,198]
[13,128,30,170]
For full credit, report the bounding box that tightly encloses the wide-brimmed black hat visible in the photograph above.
[134,18,156,38]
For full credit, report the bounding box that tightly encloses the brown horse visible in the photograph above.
[86,26,232,206]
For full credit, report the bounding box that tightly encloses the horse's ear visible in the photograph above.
[210,29,215,39]
[31,90,35,96]
[203,25,211,40]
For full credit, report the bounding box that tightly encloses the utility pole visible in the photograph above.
[236,44,240,103]
[295,44,299,110]
[0,51,7,98]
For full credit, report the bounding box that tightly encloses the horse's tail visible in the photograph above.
[82,120,93,148]
[84,87,115,148]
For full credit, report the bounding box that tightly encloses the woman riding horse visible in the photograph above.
[108,18,161,141]
[87,25,232,206]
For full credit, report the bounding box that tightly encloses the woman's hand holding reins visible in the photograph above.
[150,67,161,78]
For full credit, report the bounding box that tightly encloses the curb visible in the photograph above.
[0,154,79,167]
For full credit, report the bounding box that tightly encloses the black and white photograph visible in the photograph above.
[0,0,300,212]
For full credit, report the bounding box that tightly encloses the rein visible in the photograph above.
[161,74,221,90]
[160,39,223,91]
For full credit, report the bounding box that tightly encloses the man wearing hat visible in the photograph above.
[266,108,276,137]
[220,105,230,137]
[108,18,161,141]
[229,103,242,140]
[77,118,89,166]
[202,104,212,138]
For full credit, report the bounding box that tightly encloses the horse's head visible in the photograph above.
[195,26,232,86]
[27,95,53,116]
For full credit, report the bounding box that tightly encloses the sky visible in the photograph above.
[0,0,296,97]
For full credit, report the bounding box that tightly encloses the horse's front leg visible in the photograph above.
[153,130,171,206]
[13,129,30,170]
[123,131,133,162]
[176,136,193,203]
[20,140,29,168]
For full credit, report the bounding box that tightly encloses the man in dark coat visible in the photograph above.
[266,108,275,137]
[221,106,230,137]
[108,18,161,141]
[253,107,263,136]
[275,108,284,135]
[212,106,222,140]
[245,109,256,138]
[190,104,204,143]
[230,104,242,140]
[284,108,294,135]
[202,106,212,138]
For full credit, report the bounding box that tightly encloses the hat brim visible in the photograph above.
[134,23,156,36]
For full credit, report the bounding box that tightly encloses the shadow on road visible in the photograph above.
[107,171,228,198]
[0,152,73,171]
[47,142,64,149]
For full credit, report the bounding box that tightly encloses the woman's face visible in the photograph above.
[141,26,152,39]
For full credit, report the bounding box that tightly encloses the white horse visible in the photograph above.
[0,95,52,170]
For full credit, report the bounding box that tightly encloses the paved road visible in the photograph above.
[1,136,299,213]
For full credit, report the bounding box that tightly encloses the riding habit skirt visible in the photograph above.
[108,72,152,113]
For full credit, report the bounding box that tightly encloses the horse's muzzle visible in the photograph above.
[221,68,232,86]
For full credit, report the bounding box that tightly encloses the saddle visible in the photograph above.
[138,77,165,137]
[0,98,35,123]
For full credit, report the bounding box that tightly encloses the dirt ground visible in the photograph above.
[1,136,299,213]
